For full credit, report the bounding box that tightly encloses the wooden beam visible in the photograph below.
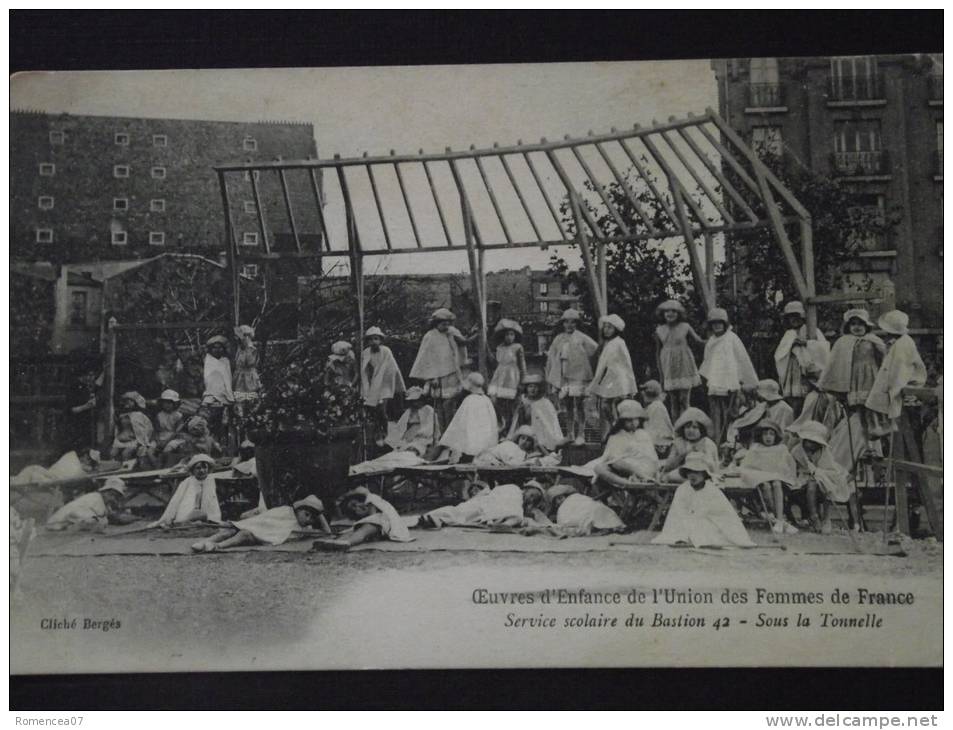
[306,166,332,251]
[217,171,241,328]
[704,231,716,297]
[111,321,227,331]
[693,122,761,198]
[447,154,486,249]
[808,291,883,305]
[522,150,569,239]
[461,196,488,376]
[594,141,659,236]
[499,153,544,240]
[473,154,514,244]
[675,126,760,223]
[105,319,117,443]
[800,218,818,339]
[705,109,811,220]
[571,191,606,317]
[391,154,423,248]
[545,147,601,238]
[277,166,302,253]
[247,165,271,254]
[659,129,734,224]
[616,137,680,229]
[752,165,811,301]
[672,184,713,309]
[570,144,630,236]
[213,115,711,172]
[364,161,393,250]
[422,158,454,247]
[638,133,710,229]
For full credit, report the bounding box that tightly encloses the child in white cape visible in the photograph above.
[437,372,499,461]
[589,313,638,438]
[653,452,755,548]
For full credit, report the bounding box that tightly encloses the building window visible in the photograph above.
[152,134,168,147]
[39,163,55,176]
[115,132,130,146]
[751,125,783,159]
[539,301,549,313]
[150,198,166,212]
[538,282,548,296]
[936,120,943,177]
[242,232,259,246]
[113,165,130,178]
[69,292,87,326]
[833,120,885,175]
[241,264,259,278]
[748,57,782,107]
[243,136,258,151]
[38,196,54,210]
[113,198,128,212]
[149,231,165,246]
[111,230,128,246]
[243,200,256,214]
[35,228,53,243]
[847,194,887,251]
[49,130,65,145]
[830,56,882,101]
[151,166,166,179]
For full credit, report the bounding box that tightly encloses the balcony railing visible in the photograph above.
[747,82,784,108]
[828,74,885,102]
[929,73,943,101]
[831,149,890,176]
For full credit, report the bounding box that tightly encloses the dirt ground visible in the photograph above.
[11,529,942,673]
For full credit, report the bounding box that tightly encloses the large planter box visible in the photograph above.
[252,426,360,507]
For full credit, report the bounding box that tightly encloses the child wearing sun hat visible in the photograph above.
[654,299,705,421]
[488,318,527,432]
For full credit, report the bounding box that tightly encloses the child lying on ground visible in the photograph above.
[540,483,625,536]
[191,495,331,552]
[652,453,755,548]
[312,486,413,552]
[45,477,134,532]
[416,481,525,528]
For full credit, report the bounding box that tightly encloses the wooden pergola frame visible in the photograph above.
[215,108,868,378]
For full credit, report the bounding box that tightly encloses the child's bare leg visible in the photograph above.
[805,480,821,529]
[847,493,863,531]
[342,523,382,546]
[771,482,785,522]
[570,396,586,443]
[214,529,259,550]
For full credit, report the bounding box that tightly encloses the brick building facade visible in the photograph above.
[11,111,320,265]
[711,54,943,331]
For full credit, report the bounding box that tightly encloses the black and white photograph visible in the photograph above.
[8,20,943,694]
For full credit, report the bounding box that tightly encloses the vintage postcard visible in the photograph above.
[9,56,942,676]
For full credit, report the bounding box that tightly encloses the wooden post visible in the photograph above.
[671,184,713,309]
[571,191,606,318]
[217,171,241,328]
[461,196,488,376]
[338,162,366,460]
[704,232,716,299]
[597,240,608,314]
[104,317,118,443]
[800,218,818,339]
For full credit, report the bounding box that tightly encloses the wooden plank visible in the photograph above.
[694,122,762,197]
[447,154,486,249]
[800,218,818,339]
[911,472,943,541]
[808,291,883,305]
[112,321,227,331]
[892,460,944,479]
[704,232,715,296]
[461,197,488,375]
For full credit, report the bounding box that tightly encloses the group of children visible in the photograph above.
[36,299,929,552]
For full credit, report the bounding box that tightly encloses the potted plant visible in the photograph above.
[245,352,362,507]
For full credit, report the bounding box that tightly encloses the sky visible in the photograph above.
[11,60,718,275]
